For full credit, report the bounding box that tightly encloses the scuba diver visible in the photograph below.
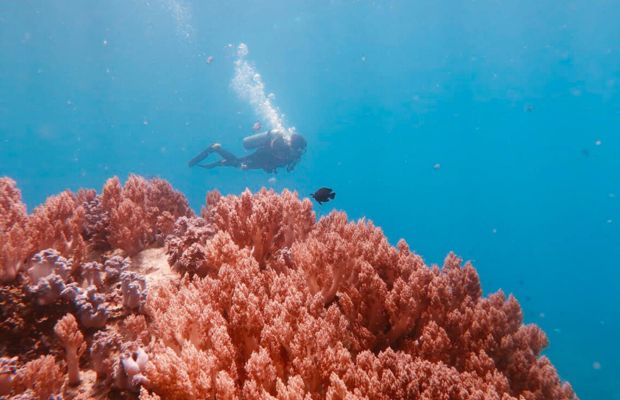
[188,129,307,173]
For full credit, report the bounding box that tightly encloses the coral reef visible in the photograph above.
[0,175,577,399]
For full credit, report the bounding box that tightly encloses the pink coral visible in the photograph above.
[0,177,29,282]
[27,190,87,263]
[12,355,64,400]
[146,188,576,400]
[202,188,314,268]
[101,175,194,255]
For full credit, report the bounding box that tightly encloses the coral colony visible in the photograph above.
[0,175,576,399]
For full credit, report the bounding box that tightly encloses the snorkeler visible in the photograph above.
[188,129,307,173]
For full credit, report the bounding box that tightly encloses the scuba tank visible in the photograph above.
[243,130,275,150]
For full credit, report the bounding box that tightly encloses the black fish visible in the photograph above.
[311,187,335,205]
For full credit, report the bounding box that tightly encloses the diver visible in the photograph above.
[188,129,307,173]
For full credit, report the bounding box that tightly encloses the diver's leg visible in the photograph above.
[198,157,241,169]
[198,147,242,169]
[212,147,239,162]
[197,160,227,169]
[188,143,221,167]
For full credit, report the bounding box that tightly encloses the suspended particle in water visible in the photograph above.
[595,139,602,146]
[609,193,616,199]
[361,56,366,62]
[592,361,602,370]
[433,163,441,170]
[492,228,497,234]
[102,39,108,47]
[268,177,276,185]
[607,219,613,224]
[538,312,545,318]
[252,121,262,132]
[143,119,149,126]
[206,55,214,64]
[524,104,534,112]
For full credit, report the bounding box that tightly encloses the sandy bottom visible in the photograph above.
[130,247,179,287]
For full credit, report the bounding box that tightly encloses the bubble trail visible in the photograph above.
[231,43,296,139]
[156,0,193,39]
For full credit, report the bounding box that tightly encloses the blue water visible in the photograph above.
[1,1,619,398]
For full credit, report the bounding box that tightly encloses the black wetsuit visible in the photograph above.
[189,134,303,173]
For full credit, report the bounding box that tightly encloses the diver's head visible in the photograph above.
[290,133,307,154]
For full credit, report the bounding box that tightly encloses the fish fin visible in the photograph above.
[330,192,336,199]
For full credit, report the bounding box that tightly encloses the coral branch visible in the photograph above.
[54,313,86,385]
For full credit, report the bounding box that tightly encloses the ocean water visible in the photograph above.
[0,1,618,398]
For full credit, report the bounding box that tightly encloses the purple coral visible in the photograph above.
[81,261,104,288]
[0,357,17,396]
[120,271,147,312]
[164,216,216,271]
[82,194,110,250]
[62,284,109,329]
[26,249,72,305]
[114,343,149,392]
[104,256,130,283]
[90,330,122,382]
